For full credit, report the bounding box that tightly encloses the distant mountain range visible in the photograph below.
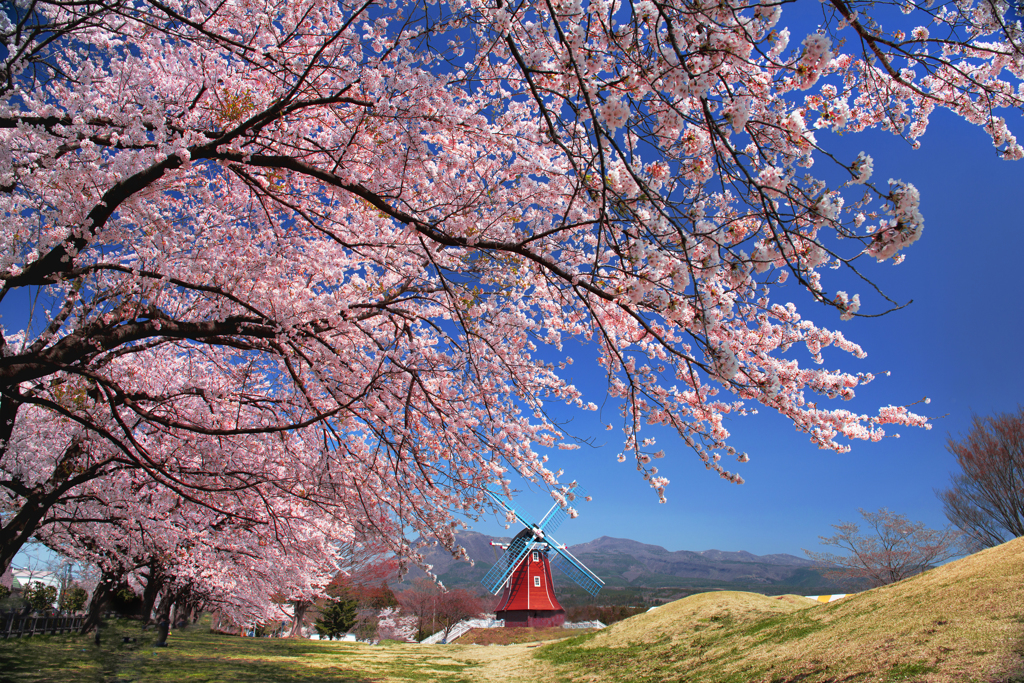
[404,531,846,601]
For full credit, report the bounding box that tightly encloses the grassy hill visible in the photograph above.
[533,535,1024,682]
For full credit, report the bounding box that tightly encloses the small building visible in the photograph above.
[5,568,62,609]
[9,568,61,594]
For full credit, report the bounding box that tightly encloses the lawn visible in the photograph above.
[0,617,490,683]
[454,626,595,646]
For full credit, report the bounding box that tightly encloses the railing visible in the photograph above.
[563,620,606,629]
[1,613,84,639]
[419,617,504,644]
[418,616,605,645]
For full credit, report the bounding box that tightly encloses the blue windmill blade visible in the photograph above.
[537,484,589,532]
[563,483,588,503]
[480,532,533,595]
[547,540,604,596]
[485,489,538,529]
[536,501,568,536]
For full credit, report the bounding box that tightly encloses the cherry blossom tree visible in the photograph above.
[805,508,964,588]
[33,459,368,629]
[3,0,1023,582]
[376,606,419,643]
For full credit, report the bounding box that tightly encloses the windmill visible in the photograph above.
[480,485,604,628]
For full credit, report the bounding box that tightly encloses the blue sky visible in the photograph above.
[468,107,1024,559]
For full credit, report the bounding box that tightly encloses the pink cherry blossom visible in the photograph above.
[3,0,1021,611]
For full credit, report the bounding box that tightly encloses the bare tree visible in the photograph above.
[397,580,483,641]
[434,589,484,642]
[397,579,439,641]
[937,408,1024,550]
[805,508,964,588]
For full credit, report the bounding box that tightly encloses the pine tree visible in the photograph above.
[315,598,358,640]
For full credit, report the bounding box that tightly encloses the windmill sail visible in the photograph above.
[548,543,604,596]
[535,502,568,537]
[485,489,538,530]
[534,485,586,539]
[480,529,533,595]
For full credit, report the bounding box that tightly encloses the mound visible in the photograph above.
[536,536,1024,682]
[585,590,817,648]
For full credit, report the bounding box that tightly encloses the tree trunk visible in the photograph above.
[0,489,60,578]
[152,586,177,647]
[288,600,310,638]
[81,569,121,634]
[181,592,203,625]
[139,559,164,625]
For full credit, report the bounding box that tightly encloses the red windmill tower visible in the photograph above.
[481,486,603,628]
[489,532,565,627]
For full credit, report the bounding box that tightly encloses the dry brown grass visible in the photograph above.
[533,536,1024,682]
[581,591,818,648]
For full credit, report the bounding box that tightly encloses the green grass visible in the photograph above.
[534,634,674,683]
[884,662,939,682]
[0,617,474,683]
[749,612,827,644]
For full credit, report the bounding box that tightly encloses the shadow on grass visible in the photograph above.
[0,619,381,683]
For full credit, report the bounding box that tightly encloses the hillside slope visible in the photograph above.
[534,536,1024,682]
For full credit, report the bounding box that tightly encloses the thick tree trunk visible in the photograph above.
[139,559,164,625]
[152,586,178,647]
[0,493,57,577]
[81,569,121,634]
[288,600,310,638]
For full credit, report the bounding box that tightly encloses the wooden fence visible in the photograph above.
[1,613,83,639]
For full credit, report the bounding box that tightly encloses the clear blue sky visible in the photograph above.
[468,108,1024,559]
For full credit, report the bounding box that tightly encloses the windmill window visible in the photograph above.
[533,576,541,588]
[532,551,538,562]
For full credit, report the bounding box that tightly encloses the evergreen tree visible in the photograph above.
[315,598,358,640]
